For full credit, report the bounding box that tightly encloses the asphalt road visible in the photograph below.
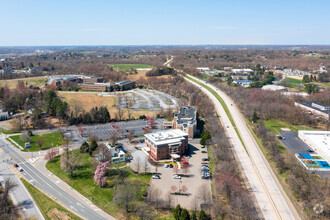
[279,132,311,154]
[0,137,109,220]
[185,75,300,220]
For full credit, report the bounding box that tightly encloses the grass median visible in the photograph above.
[185,75,248,154]
[21,178,82,220]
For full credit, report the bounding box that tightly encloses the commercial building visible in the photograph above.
[81,80,135,92]
[162,106,197,138]
[233,80,253,88]
[295,102,330,120]
[48,75,103,86]
[231,69,254,75]
[262,85,288,91]
[298,130,330,164]
[145,129,189,160]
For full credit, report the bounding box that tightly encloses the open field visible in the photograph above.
[10,131,64,152]
[46,152,154,218]
[21,178,82,220]
[109,64,153,72]
[58,91,117,112]
[0,76,47,90]
[264,119,316,134]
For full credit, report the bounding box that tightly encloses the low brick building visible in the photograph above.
[81,80,135,92]
[145,129,189,160]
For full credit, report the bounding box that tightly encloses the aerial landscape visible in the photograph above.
[0,0,329,220]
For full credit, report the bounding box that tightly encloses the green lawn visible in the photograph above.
[285,77,303,88]
[264,119,315,134]
[108,64,153,72]
[21,179,82,220]
[0,127,18,134]
[46,152,152,218]
[10,131,64,152]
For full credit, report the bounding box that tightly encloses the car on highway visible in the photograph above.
[173,174,181,179]
[152,175,161,179]
[202,158,209,161]
[201,150,207,153]
[14,164,19,168]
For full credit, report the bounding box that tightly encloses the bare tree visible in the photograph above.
[114,180,139,214]
[71,100,83,118]
[110,132,119,146]
[143,157,150,174]
[171,185,177,193]
[148,185,162,210]
[181,185,188,193]
[0,178,21,219]
[164,191,173,210]
[61,149,83,177]
[44,147,59,161]
[197,184,211,206]
[36,138,45,150]
[135,156,142,174]
[127,130,135,142]
[97,144,112,162]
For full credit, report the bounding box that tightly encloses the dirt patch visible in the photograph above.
[0,77,46,90]
[130,70,172,80]
[47,208,71,220]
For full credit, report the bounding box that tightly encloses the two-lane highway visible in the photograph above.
[0,137,113,220]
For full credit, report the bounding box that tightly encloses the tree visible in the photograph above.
[89,139,98,155]
[0,178,21,219]
[143,156,149,174]
[251,111,258,123]
[97,144,112,162]
[80,141,90,153]
[110,132,119,146]
[200,130,211,145]
[127,130,135,142]
[114,180,139,214]
[302,75,310,83]
[181,185,188,193]
[94,161,109,187]
[197,184,211,206]
[44,147,59,161]
[61,150,83,177]
[173,204,182,220]
[171,185,177,193]
[180,209,190,220]
[135,156,142,174]
[20,133,31,144]
[198,210,211,220]
[36,139,45,150]
[164,191,173,209]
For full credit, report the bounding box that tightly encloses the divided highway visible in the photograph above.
[185,75,300,220]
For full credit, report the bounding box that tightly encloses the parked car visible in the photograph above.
[182,162,189,165]
[186,156,191,159]
[173,174,181,179]
[152,175,161,179]
[139,139,145,143]
[165,164,169,168]
[14,164,19,168]
[201,145,206,148]
[306,149,314,153]
[201,151,207,153]
[169,164,174,168]
[202,166,209,172]
[227,126,229,128]
[19,168,23,172]
[202,158,209,161]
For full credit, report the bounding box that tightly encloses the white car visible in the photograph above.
[165,164,169,168]
[173,174,181,179]
[152,175,160,179]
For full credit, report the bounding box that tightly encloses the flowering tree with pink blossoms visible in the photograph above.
[94,161,109,187]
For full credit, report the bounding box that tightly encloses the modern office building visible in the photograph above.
[145,129,189,160]
[295,102,330,120]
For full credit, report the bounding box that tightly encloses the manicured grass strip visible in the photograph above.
[185,75,248,155]
[21,178,82,220]
[10,131,64,152]
[108,64,153,72]
[0,127,18,134]
[264,119,315,133]
[6,138,22,150]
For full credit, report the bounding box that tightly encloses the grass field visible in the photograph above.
[21,179,82,220]
[11,131,64,152]
[58,91,117,112]
[264,119,315,134]
[0,76,46,90]
[109,64,153,72]
[285,77,303,88]
[46,152,152,218]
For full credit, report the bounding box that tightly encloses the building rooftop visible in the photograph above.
[262,85,287,91]
[144,129,188,147]
[298,102,330,114]
[117,80,134,85]
[175,106,196,125]
[234,80,253,83]
[299,130,330,163]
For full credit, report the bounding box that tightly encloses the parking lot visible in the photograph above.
[80,119,164,140]
[280,131,330,178]
[149,139,212,210]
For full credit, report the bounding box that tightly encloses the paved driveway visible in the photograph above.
[149,140,212,210]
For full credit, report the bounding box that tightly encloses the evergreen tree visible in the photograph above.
[180,209,190,220]
[200,130,211,145]
[198,210,211,220]
[80,141,90,153]
[173,204,182,220]
[89,140,98,155]
[251,111,258,123]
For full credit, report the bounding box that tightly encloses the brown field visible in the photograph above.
[58,91,160,120]
[0,76,47,90]
[58,91,117,111]
[130,70,172,81]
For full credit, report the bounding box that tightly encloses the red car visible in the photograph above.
[14,164,19,167]
[182,162,189,165]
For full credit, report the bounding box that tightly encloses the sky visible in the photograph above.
[1,0,330,46]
